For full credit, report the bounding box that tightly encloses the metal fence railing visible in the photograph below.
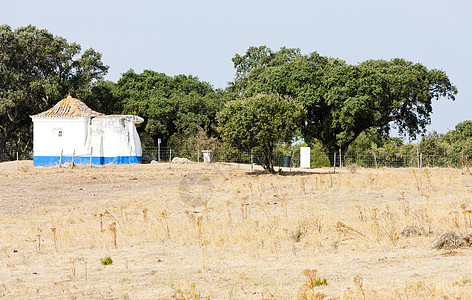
[141,147,464,169]
[0,147,465,170]
[0,150,33,162]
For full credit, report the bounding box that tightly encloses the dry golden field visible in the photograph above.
[1,160,472,299]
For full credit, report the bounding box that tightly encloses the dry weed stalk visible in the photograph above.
[424,169,435,191]
[19,165,30,172]
[411,169,421,191]
[449,210,462,229]
[69,258,77,279]
[353,275,366,300]
[79,257,88,280]
[380,208,400,244]
[246,181,254,196]
[335,221,365,238]
[344,287,353,300]
[397,194,411,216]
[36,227,42,253]
[160,210,171,239]
[99,209,118,233]
[356,205,365,221]
[280,193,288,218]
[143,208,148,222]
[99,213,104,232]
[240,196,249,220]
[270,182,279,195]
[103,209,118,221]
[51,227,57,252]
[109,221,117,248]
[298,269,328,299]
[299,178,307,194]
[461,204,472,227]
[185,211,204,244]
[462,154,472,176]
[225,200,232,224]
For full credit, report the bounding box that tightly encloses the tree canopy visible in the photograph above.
[217,94,305,173]
[0,26,460,167]
[230,46,458,152]
[0,25,108,157]
[116,70,224,148]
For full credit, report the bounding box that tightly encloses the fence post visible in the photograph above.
[59,149,63,169]
[169,149,172,169]
[417,148,420,169]
[290,149,293,172]
[333,152,337,174]
[420,153,423,174]
[339,149,342,168]
[158,140,161,163]
[90,147,93,168]
[373,152,378,174]
[250,150,253,171]
[71,149,75,169]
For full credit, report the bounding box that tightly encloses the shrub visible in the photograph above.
[101,256,113,266]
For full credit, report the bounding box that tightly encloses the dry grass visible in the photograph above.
[1,161,472,299]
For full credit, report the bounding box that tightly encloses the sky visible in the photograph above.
[2,0,471,136]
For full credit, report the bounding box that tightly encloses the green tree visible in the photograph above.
[442,120,472,164]
[217,94,305,173]
[77,80,122,115]
[0,25,108,158]
[419,131,449,156]
[117,70,223,149]
[230,46,457,156]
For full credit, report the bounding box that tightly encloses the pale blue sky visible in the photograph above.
[2,0,471,136]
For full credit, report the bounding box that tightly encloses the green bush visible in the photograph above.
[100,256,113,266]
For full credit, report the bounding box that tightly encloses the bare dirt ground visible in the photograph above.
[1,161,472,299]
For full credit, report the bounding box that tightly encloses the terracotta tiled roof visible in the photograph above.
[31,95,104,118]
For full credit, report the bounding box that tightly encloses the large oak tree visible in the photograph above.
[230,46,458,154]
[117,70,224,149]
[0,25,108,158]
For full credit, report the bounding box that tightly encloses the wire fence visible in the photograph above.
[142,147,465,169]
[0,147,466,169]
[0,150,33,162]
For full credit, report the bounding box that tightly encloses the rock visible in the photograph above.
[172,157,193,164]
[400,226,421,237]
[142,154,154,164]
[432,231,464,250]
[462,233,472,246]
[150,160,158,164]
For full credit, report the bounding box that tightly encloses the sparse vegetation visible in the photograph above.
[101,256,113,266]
[1,161,472,298]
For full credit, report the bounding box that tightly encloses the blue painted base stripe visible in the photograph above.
[33,156,142,166]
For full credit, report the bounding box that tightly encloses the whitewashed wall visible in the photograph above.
[32,117,89,157]
[87,117,142,159]
[32,116,142,166]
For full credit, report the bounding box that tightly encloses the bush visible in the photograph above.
[100,256,113,266]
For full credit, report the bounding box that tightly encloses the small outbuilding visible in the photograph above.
[30,95,143,166]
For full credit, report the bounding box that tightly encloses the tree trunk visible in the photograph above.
[0,123,21,162]
[262,151,276,174]
[0,136,11,162]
